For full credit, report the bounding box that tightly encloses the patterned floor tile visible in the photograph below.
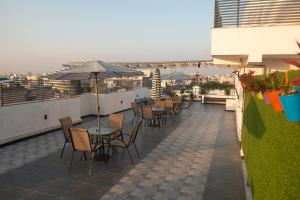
[99,112,222,200]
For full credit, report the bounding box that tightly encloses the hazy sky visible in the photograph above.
[0,0,213,73]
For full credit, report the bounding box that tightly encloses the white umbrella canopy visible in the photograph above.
[48,60,144,130]
[48,61,143,80]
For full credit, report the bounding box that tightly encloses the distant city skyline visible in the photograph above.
[0,0,213,73]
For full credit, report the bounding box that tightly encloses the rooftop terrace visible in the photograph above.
[0,102,246,200]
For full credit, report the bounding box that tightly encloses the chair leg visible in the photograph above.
[185,108,190,116]
[89,152,95,175]
[107,145,110,155]
[133,143,141,159]
[120,131,124,140]
[69,151,74,171]
[126,148,134,165]
[60,140,67,159]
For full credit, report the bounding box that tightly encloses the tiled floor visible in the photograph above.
[0,102,246,200]
[0,111,132,175]
[101,111,220,200]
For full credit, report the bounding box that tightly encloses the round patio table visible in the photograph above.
[88,127,118,161]
[88,127,118,137]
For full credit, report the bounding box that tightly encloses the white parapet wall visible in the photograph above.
[98,87,151,115]
[0,97,82,145]
[80,93,96,117]
[0,87,151,145]
[80,87,151,116]
[235,75,245,142]
[225,99,236,111]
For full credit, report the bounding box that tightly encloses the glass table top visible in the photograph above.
[88,127,118,136]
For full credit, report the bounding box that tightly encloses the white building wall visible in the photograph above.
[212,25,300,64]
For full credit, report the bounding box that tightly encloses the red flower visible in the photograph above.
[285,60,300,68]
[291,76,300,86]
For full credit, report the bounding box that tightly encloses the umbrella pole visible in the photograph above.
[94,72,100,131]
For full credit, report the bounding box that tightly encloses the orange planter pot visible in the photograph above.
[267,90,283,112]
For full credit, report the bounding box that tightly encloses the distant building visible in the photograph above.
[192,73,206,85]
[26,75,38,81]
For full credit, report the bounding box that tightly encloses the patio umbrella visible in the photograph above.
[151,68,163,100]
[47,61,143,80]
[49,60,143,130]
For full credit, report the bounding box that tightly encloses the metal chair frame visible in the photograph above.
[108,120,142,165]
[59,116,74,159]
[69,128,101,175]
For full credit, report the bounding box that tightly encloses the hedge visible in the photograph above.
[242,95,300,200]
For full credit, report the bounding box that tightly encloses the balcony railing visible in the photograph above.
[0,79,80,107]
[214,0,300,28]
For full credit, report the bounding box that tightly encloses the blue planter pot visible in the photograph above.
[279,93,300,122]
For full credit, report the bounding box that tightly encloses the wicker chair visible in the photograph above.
[108,120,142,165]
[155,100,167,124]
[165,99,174,113]
[155,100,165,109]
[108,114,124,139]
[59,116,74,159]
[131,102,142,125]
[142,104,154,127]
[173,95,181,104]
[180,100,193,117]
[69,128,101,175]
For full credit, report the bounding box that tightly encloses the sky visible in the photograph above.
[0,0,214,74]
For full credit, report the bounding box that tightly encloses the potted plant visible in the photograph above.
[239,70,255,90]
[224,87,231,96]
[200,87,207,95]
[278,41,300,121]
[279,75,300,121]
[266,72,284,112]
[252,77,267,100]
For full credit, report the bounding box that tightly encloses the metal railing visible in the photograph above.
[214,0,300,28]
[206,89,236,97]
[0,79,81,107]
